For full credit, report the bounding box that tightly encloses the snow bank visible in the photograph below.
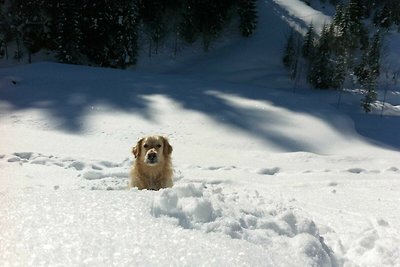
[0,185,334,267]
[272,0,332,33]
[152,183,335,266]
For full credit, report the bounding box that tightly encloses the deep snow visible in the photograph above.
[1,0,400,266]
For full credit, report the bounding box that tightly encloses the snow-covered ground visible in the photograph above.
[1,0,400,266]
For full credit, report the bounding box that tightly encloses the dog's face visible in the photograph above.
[133,136,173,166]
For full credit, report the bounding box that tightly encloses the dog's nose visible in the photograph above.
[148,152,157,161]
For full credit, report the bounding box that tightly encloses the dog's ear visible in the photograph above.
[162,137,173,156]
[132,138,144,158]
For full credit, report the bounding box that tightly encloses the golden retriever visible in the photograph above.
[129,135,173,190]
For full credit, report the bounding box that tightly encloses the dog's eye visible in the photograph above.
[143,144,149,149]
[157,144,162,148]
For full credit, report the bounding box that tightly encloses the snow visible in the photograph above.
[1,0,400,266]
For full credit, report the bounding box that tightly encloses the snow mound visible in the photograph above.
[344,221,400,267]
[152,183,335,266]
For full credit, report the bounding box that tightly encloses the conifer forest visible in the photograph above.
[1,0,399,112]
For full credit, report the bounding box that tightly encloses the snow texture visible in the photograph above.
[1,0,400,266]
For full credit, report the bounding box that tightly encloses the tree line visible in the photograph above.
[283,0,399,113]
[0,0,258,68]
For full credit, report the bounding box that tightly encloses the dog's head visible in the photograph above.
[132,136,173,166]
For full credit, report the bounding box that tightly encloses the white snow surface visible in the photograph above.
[1,0,400,266]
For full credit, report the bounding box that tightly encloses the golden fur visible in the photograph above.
[129,136,173,190]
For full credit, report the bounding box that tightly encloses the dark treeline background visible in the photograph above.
[0,0,258,68]
[284,0,400,112]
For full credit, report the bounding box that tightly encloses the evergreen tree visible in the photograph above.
[139,0,167,55]
[196,0,229,51]
[110,0,139,68]
[1,0,256,67]
[0,8,14,60]
[79,0,107,66]
[238,0,258,37]
[14,0,48,63]
[179,0,198,44]
[355,32,381,112]
[347,0,365,50]
[373,3,392,28]
[283,30,295,69]
[54,0,82,64]
[308,25,334,89]
[331,51,348,89]
[302,23,316,59]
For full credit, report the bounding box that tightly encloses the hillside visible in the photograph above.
[1,0,400,266]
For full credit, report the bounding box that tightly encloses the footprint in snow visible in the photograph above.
[67,161,85,170]
[346,168,366,174]
[13,152,33,160]
[2,152,133,191]
[257,167,280,175]
[328,182,338,187]
[186,165,236,171]
[98,160,121,168]
[386,166,399,172]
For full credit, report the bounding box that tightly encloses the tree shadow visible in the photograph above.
[0,63,399,152]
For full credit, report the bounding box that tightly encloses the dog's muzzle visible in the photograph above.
[146,152,158,165]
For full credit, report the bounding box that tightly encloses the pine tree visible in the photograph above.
[16,0,47,63]
[110,0,139,68]
[331,51,348,89]
[308,25,334,89]
[0,8,14,60]
[347,0,364,50]
[179,0,199,44]
[139,0,167,56]
[373,3,392,28]
[8,0,45,62]
[283,31,295,69]
[196,0,228,51]
[302,23,316,59]
[54,0,82,64]
[355,32,381,112]
[238,0,258,37]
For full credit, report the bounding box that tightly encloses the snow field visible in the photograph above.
[1,150,400,266]
[1,0,400,264]
[0,189,274,266]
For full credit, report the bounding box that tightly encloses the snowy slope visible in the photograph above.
[1,0,400,266]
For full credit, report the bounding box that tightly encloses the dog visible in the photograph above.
[129,135,173,190]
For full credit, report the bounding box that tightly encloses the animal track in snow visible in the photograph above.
[186,165,237,171]
[346,168,367,174]
[386,166,399,172]
[1,152,132,190]
[257,167,281,175]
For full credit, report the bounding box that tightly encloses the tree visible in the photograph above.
[373,3,392,28]
[11,0,48,63]
[302,23,316,59]
[355,32,382,112]
[0,8,15,60]
[283,30,296,69]
[347,0,365,50]
[139,0,167,56]
[1,0,257,67]
[308,25,334,89]
[111,0,139,68]
[54,0,82,64]
[179,0,199,44]
[238,0,258,37]
[195,0,230,51]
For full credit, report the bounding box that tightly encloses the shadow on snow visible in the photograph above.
[0,62,399,152]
